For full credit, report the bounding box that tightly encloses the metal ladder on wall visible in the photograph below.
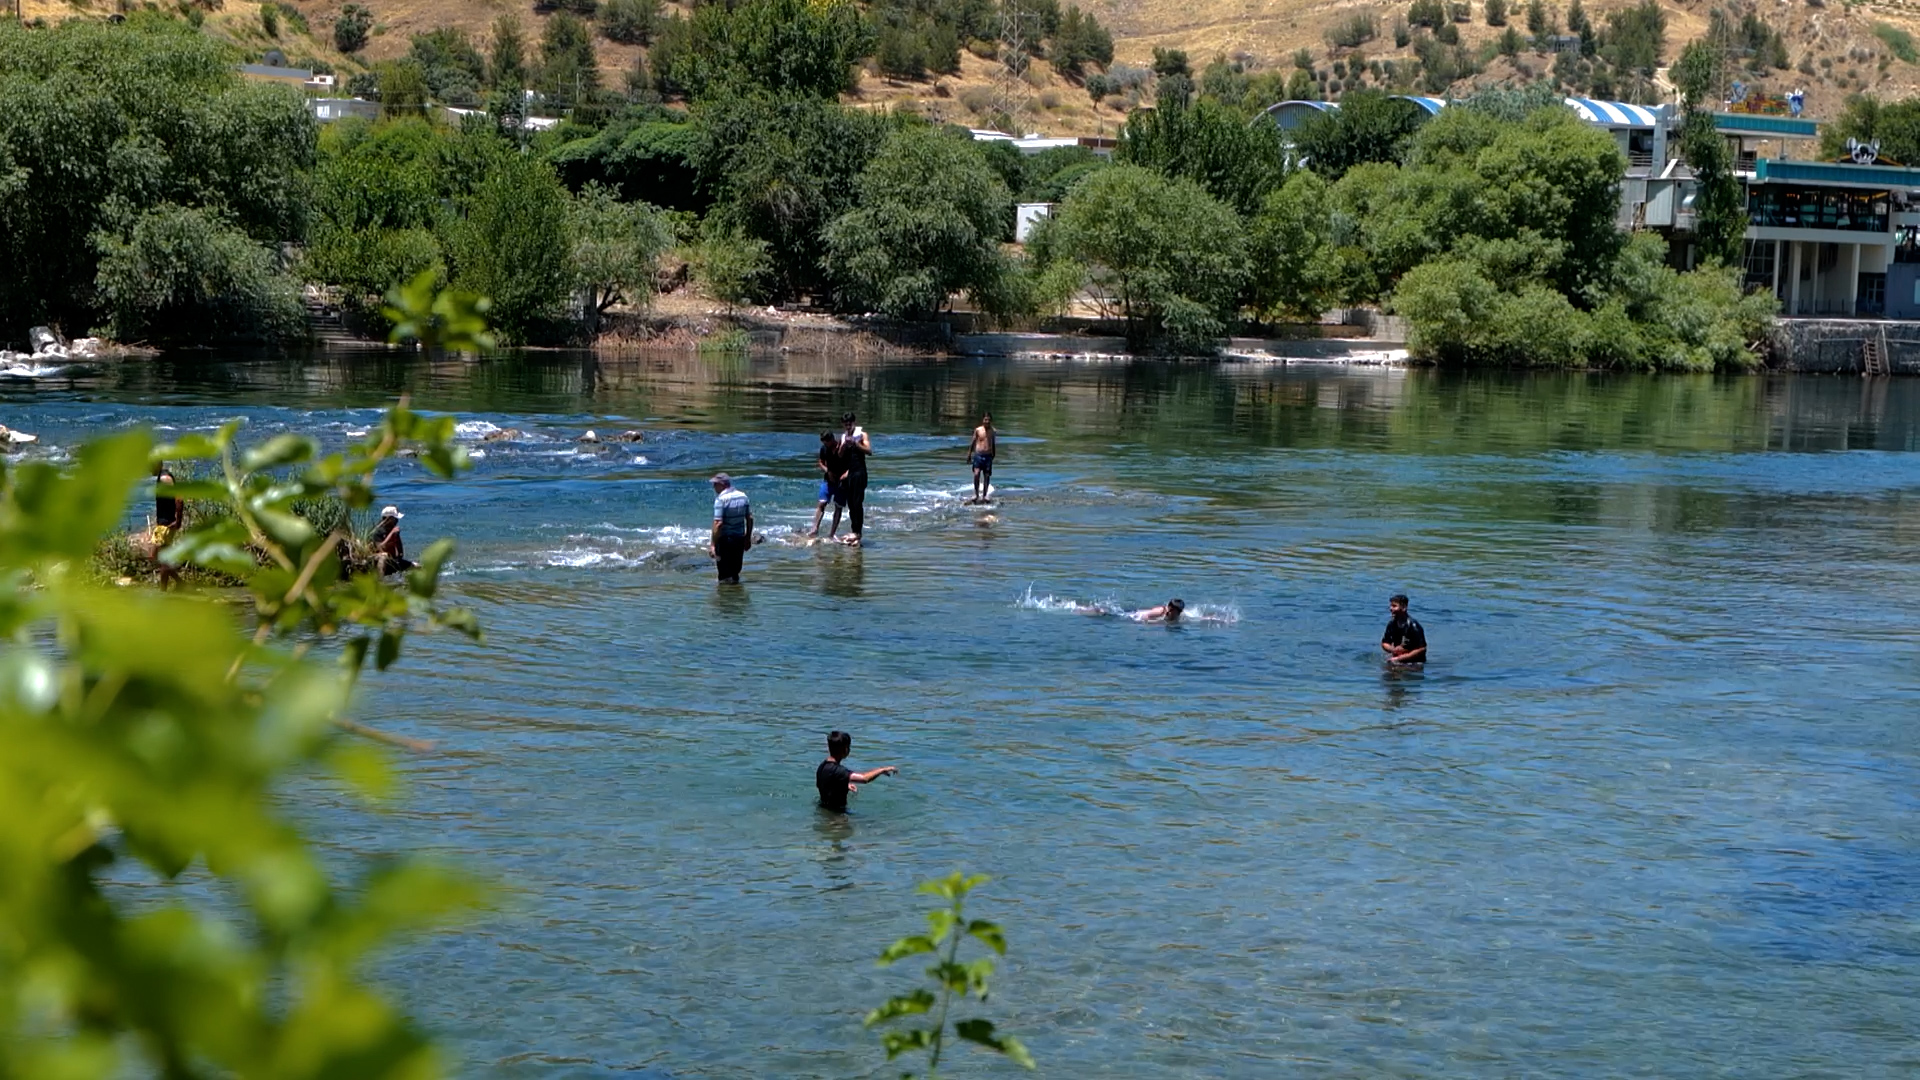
[1863,326,1891,377]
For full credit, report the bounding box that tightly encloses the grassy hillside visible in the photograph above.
[27,0,1920,134]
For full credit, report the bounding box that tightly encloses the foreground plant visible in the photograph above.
[866,872,1035,1077]
[0,403,485,1078]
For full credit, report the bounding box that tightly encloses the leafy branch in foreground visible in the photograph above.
[383,269,496,353]
[866,872,1035,1078]
[0,404,487,1079]
[154,402,483,707]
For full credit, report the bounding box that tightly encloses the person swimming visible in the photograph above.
[1127,598,1186,624]
[1072,597,1222,624]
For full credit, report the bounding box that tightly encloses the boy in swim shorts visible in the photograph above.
[968,412,996,503]
[809,431,845,539]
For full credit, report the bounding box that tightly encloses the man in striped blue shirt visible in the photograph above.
[709,473,754,584]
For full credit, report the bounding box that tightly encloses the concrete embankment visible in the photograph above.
[1770,320,1920,374]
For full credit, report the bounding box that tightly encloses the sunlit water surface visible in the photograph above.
[7,352,1919,1077]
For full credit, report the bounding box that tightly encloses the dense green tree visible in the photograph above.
[0,17,314,336]
[1820,93,1920,166]
[1029,164,1248,350]
[94,205,305,343]
[1292,90,1428,180]
[548,112,705,210]
[692,92,892,301]
[540,11,601,108]
[490,14,528,87]
[1118,89,1289,215]
[664,0,873,101]
[1050,5,1114,74]
[602,0,660,44]
[1485,0,1506,27]
[409,27,486,105]
[378,58,431,118]
[1673,40,1744,266]
[1151,46,1190,78]
[303,118,448,303]
[446,152,575,341]
[825,126,1014,317]
[334,2,372,52]
[1248,170,1337,320]
[690,224,773,308]
[1600,0,1665,80]
[570,183,675,331]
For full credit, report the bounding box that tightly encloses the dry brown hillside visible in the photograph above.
[27,0,1920,134]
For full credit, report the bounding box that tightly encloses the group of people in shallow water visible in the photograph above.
[154,414,1427,817]
[704,410,996,583]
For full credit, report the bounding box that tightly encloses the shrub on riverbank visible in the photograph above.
[0,16,312,342]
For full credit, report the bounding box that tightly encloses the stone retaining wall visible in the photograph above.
[1769,319,1920,374]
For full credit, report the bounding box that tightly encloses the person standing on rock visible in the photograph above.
[709,472,753,583]
[836,412,872,545]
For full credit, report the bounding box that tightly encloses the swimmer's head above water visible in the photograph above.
[1165,598,1185,622]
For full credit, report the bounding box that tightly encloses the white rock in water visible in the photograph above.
[578,430,600,443]
[0,427,37,445]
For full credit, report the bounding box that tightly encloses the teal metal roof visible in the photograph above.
[1712,112,1818,138]
[1754,158,1920,188]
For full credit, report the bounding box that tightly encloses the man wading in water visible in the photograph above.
[709,473,753,584]
[1381,593,1428,665]
[967,412,997,504]
[815,730,897,813]
[836,412,872,545]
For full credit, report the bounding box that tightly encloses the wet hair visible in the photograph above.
[841,412,857,424]
[820,431,835,444]
[1390,594,1409,607]
[1167,599,1185,615]
[982,412,992,422]
[827,730,851,758]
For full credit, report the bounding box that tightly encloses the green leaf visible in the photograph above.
[879,1028,934,1061]
[878,935,937,965]
[963,956,996,996]
[430,607,485,643]
[375,627,404,672]
[924,907,956,944]
[863,989,935,1027]
[965,919,1007,955]
[252,508,314,550]
[405,538,455,599]
[240,434,317,472]
[954,1020,1035,1068]
[151,432,225,461]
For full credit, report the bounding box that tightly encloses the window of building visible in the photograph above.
[1747,186,1891,232]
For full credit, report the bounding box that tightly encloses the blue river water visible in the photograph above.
[5,352,1919,1077]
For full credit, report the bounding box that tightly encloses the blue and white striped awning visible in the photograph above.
[1563,98,1661,127]
[1394,95,1448,114]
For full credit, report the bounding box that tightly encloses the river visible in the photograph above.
[5,352,1918,1077]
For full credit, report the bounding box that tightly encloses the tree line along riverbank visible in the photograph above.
[2,11,1776,368]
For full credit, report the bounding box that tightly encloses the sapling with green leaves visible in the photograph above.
[0,287,492,1078]
[866,872,1035,1077]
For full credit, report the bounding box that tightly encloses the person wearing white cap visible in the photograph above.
[708,474,753,584]
[370,505,412,575]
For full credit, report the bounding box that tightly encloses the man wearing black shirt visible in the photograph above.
[836,412,872,545]
[815,730,897,813]
[1381,593,1428,665]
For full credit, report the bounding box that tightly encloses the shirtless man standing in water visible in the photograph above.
[967,412,997,504]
